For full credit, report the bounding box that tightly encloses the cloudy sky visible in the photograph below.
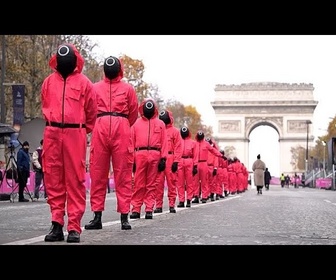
[89,35,336,175]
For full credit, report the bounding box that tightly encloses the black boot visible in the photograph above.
[44,221,64,242]
[120,214,132,230]
[177,202,185,208]
[84,211,102,230]
[186,199,191,207]
[169,207,176,213]
[145,211,153,219]
[210,193,215,201]
[67,230,80,243]
[191,196,199,203]
[153,208,162,213]
[130,212,140,219]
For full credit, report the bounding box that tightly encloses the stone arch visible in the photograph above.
[211,82,318,174]
[246,118,282,139]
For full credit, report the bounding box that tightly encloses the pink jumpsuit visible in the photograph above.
[217,156,228,197]
[227,160,236,194]
[242,163,249,191]
[207,142,219,198]
[131,99,168,213]
[41,44,97,234]
[193,138,222,200]
[89,60,139,215]
[236,159,245,193]
[155,111,182,209]
[176,134,198,204]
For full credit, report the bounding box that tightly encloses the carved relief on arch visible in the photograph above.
[287,120,310,133]
[219,120,241,133]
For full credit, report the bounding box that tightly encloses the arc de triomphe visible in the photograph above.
[211,82,318,174]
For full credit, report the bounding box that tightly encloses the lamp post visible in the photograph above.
[322,140,326,176]
[1,35,5,124]
[305,120,312,179]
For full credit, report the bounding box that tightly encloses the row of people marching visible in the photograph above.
[42,45,249,243]
[85,97,250,231]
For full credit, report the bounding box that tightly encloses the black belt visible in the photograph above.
[168,151,174,154]
[97,112,128,118]
[135,147,161,151]
[198,160,207,162]
[46,121,86,128]
[182,155,192,159]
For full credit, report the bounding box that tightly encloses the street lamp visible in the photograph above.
[322,140,326,177]
[1,35,5,123]
[305,120,312,178]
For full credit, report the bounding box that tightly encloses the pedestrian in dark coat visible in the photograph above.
[264,167,271,190]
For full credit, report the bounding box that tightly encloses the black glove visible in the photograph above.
[212,168,217,176]
[133,163,136,173]
[192,165,198,176]
[171,162,178,173]
[158,158,166,172]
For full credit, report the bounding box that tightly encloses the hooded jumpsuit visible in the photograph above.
[89,59,139,215]
[41,44,97,234]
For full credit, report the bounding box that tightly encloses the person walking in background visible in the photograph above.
[293,172,299,188]
[32,139,46,201]
[264,167,271,191]
[41,43,97,243]
[285,174,290,188]
[16,141,31,202]
[252,154,266,195]
[85,55,138,231]
[301,172,306,188]
[130,98,168,220]
[280,173,285,188]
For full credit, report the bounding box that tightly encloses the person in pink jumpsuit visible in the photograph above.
[41,43,97,243]
[241,163,249,191]
[232,157,243,194]
[205,137,220,202]
[227,158,235,195]
[192,131,222,203]
[176,126,198,208]
[130,99,168,220]
[84,56,139,231]
[154,110,182,214]
[215,149,228,199]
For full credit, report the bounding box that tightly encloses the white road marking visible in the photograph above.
[2,195,240,245]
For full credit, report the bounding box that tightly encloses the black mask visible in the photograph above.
[196,131,204,141]
[143,101,155,119]
[180,126,189,139]
[159,110,171,125]
[205,137,213,145]
[56,44,77,79]
[104,56,121,80]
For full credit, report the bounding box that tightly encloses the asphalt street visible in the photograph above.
[1,185,336,245]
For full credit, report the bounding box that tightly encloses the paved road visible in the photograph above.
[1,185,336,245]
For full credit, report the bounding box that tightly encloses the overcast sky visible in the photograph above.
[89,35,336,175]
